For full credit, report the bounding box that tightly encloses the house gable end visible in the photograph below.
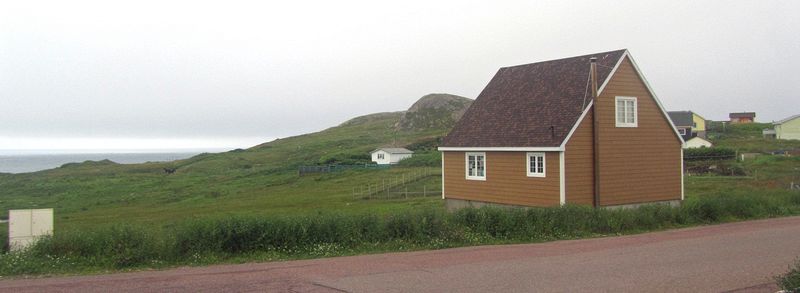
[598,51,684,146]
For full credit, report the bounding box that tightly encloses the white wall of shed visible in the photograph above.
[9,208,53,252]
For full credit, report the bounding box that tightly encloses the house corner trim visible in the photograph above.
[559,151,566,205]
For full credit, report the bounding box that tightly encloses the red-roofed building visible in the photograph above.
[729,112,756,124]
[439,50,684,209]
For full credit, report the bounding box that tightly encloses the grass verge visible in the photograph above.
[2,190,799,277]
[776,258,800,292]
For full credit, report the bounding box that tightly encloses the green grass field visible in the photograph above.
[1,106,799,276]
[0,115,797,236]
[0,111,448,233]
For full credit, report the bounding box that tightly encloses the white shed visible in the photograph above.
[684,137,713,149]
[8,208,53,251]
[370,148,414,165]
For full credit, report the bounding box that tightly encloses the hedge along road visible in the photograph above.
[2,216,800,292]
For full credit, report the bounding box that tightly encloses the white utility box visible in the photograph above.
[8,209,53,251]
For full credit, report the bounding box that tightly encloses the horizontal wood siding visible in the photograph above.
[564,110,594,205]
[595,57,682,206]
[443,151,560,206]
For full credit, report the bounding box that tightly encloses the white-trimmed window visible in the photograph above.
[377,153,385,159]
[615,96,638,127]
[465,152,486,180]
[678,128,687,135]
[526,152,546,177]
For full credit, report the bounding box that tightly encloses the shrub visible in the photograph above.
[683,147,736,161]
[775,258,800,292]
[30,225,163,268]
[318,152,371,165]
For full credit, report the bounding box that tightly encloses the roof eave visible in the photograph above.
[438,146,564,152]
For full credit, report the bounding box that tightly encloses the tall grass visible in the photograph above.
[775,258,800,292]
[2,191,799,276]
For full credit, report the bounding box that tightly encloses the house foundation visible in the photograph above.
[445,198,681,211]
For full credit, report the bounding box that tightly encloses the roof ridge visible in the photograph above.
[776,114,800,124]
[500,49,627,70]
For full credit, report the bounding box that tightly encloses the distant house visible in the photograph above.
[668,111,707,140]
[729,112,756,124]
[774,114,800,140]
[439,49,683,209]
[370,148,413,164]
[762,128,776,139]
[685,137,713,149]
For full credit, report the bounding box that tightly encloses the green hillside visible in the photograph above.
[0,94,473,231]
[708,122,800,152]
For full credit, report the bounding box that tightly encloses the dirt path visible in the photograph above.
[3,216,800,292]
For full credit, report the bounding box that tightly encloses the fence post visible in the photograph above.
[424,185,426,197]
[405,186,408,199]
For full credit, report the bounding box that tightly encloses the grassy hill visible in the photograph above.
[708,122,800,152]
[0,94,473,232]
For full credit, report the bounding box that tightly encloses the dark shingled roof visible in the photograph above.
[729,112,756,118]
[442,49,627,148]
[668,111,694,127]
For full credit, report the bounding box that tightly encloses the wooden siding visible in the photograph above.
[564,110,595,205]
[443,151,560,206]
[594,57,683,206]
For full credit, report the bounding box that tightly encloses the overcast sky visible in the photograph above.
[1,0,798,151]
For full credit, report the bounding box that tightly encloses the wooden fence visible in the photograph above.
[352,167,441,200]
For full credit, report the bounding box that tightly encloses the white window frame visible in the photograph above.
[377,153,385,160]
[615,96,638,127]
[465,152,486,181]
[678,128,687,135]
[526,152,546,177]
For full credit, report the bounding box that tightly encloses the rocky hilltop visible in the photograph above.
[395,93,473,131]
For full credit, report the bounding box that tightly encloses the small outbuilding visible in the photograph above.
[774,114,800,140]
[370,148,414,165]
[684,137,713,149]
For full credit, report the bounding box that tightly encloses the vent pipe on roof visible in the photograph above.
[591,57,601,208]
[590,57,598,99]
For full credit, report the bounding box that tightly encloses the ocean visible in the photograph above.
[0,151,223,174]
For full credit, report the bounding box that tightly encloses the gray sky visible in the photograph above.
[1,0,798,151]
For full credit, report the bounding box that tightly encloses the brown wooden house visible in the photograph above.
[729,112,756,124]
[438,49,684,208]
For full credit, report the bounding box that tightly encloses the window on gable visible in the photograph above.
[615,96,638,127]
[465,152,486,180]
[526,152,546,177]
[377,153,385,159]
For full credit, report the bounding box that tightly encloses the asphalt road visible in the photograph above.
[2,216,800,292]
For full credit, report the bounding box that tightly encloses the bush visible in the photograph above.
[318,152,371,165]
[683,147,736,161]
[27,225,164,269]
[775,258,800,292]
[404,137,442,152]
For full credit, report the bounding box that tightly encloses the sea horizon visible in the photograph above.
[0,148,231,174]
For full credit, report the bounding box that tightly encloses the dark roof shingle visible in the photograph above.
[667,111,693,127]
[729,112,756,118]
[442,49,627,148]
